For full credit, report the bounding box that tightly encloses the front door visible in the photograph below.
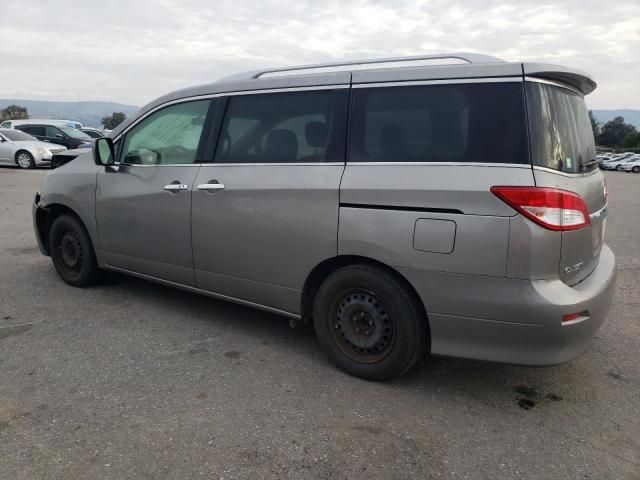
[96,99,211,285]
[191,88,349,314]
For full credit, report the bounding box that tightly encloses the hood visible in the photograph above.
[17,140,67,152]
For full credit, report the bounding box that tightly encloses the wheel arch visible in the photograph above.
[14,149,34,165]
[301,255,430,329]
[36,203,88,256]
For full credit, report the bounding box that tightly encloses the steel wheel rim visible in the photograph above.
[329,289,395,363]
[17,153,32,168]
[58,231,83,275]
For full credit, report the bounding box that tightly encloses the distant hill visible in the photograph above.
[0,99,139,129]
[592,110,640,129]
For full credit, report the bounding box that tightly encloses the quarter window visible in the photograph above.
[214,90,348,163]
[121,100,210,165]
[349,83,528,164]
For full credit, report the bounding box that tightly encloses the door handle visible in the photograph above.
[197,182,225,191]
[163,183,188,192]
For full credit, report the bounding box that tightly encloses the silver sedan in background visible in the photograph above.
[0,128,66,168]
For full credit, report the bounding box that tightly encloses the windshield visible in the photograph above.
[2,130,37,141]
[526,82,597,173]
[61,127,92,140]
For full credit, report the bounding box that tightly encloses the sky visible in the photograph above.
[1,0,638,109]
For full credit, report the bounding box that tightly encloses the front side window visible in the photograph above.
[46,126,64,138]
[215,89,348,163]
[349,82,528,164]
[121,100,210,165]
[526,82,596,173]
[60,127,91,140]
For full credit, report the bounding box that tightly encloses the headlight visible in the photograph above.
[37,146,52,159]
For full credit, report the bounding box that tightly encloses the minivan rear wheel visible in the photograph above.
[313,265,428,381]
[632,166,640,173]
[49,214,100,287]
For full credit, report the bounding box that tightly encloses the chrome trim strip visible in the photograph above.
[113,85,350,142]
[353,77,522,88]
[198,162,345,167]
[118,162,346,167]
[119,163,202,167]
[532,165,599,177]
[346,162,530,168]
[589,204,607,220]
[103,265,301,319]
[524,77,583,96]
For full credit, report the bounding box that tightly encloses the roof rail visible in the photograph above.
[218,52,505,83]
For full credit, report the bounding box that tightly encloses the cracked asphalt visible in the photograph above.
[0,167,638,479]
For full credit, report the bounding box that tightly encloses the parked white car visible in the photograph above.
[619,157,640,173]
[0,128,66,168]
[0,119,83,130]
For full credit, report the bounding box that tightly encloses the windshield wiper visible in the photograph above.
[580,159,598,172]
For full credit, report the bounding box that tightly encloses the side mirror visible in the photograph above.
[55,134,65,139]
[94,137,115,166]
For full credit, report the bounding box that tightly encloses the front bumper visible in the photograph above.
[33,194,49,255]
[398,244,617,366]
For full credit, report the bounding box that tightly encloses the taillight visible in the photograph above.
[490,186,591,231]
[603,179,608,202]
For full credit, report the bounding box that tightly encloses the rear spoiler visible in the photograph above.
[523,63,597,95]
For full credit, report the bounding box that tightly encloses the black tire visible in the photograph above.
[313,264,428,381]
[15,150,35,169]
[632,166,640,173]
[48,214,100,287]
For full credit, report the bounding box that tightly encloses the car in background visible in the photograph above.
[601,157,636,171]
[619,156,640,173]
[1,119,83,130]
[50,148,89,168]
[80,128,106,139]
[15,124,92,150]
[0,128,66,169]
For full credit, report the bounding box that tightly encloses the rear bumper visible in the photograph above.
[398,244,617,366]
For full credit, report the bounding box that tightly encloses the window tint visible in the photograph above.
[122,100,210,165]
[215,90,348,163]
[349,83,528,164]
[526,82,596,173]
[20,126,46,136]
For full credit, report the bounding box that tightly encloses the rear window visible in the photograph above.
[349,82,528,164]
[526,82,596,173]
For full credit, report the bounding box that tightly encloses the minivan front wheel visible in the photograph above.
[313,265,428,381]
[49,214,100,287]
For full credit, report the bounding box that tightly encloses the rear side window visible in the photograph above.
[215,89,348,163]
[20,126,46,136]
[349,82,528,164]
[526,82,596,173]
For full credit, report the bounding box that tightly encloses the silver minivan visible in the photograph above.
[33,53,616,380]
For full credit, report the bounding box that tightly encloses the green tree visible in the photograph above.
[597,116,637,148]
[588,110,600,138]
[0,104,29,121]
[622,131,640,149]
[101,112,126,130]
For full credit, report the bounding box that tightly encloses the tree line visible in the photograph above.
[589,112,639,150]
[0,104,127,130]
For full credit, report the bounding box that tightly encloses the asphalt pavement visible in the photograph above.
[0,167,638,479]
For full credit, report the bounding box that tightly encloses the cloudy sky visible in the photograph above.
[1,0,638,109]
